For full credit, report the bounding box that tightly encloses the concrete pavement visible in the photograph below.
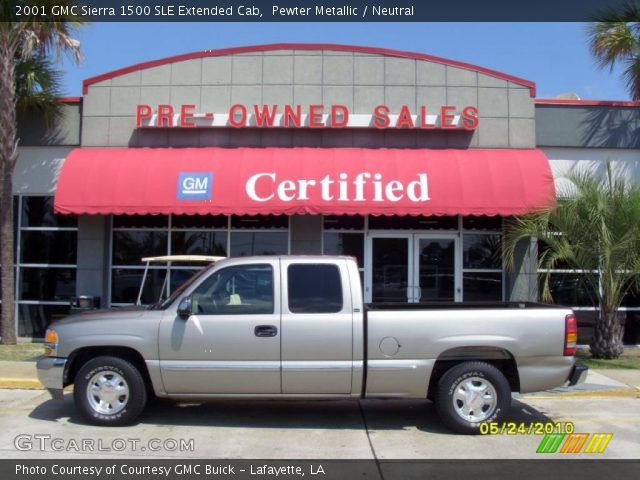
[0,359,638,459]
[0,388,638,459]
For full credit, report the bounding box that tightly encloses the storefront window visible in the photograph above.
[20,267,77,301]
[536,237,599,308]
[231,214,288,229]
[463,234,501,269]
[18,304,70,338]
[16,196,78,338]
[324,215,365,230]
[544,273,596,307]
[230,232,288,256]
[622,288,640,307]
[113,214,168,229]
[110,214,288,305]
[171,231,227,256]
[322,216,365,283]
[21,196,77,228]
[323,232,364,268]
[21,231,77,264]
[462,233,503,301]
[172,214,227,229]
[463,272,503,302]
[111,268,167,305]
[112,231,168,265]
[462,216,503,231]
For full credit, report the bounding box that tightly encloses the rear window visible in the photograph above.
[287,264,343,314]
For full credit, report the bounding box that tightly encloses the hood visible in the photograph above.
[51,306,147,327]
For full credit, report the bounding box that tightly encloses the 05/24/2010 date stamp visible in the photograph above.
[480,422,575,435]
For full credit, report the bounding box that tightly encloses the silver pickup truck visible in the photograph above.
[37,255,587,433]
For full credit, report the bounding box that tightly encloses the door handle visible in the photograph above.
[254,325,278,337]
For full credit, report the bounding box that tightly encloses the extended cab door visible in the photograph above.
[280,259,354,394]
[158,260,281,394]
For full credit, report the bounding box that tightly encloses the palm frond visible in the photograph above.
[587,4,640,100]
[504,162,640,311]
[14,54,63,124]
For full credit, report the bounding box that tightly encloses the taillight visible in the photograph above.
[564,313,578,356]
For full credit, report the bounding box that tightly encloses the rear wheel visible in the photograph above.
[74,356,147,426]
[434,361,511,434]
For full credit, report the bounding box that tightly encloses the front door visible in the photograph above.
[365,234,460,303]
[158,260,281,394]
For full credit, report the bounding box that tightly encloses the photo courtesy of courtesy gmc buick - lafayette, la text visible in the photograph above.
[37,256,588,434]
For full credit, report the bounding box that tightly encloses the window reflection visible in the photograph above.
[463,234,501,269]
[230,232,288,257]
[323,232,364,268]
[171,231,227,256]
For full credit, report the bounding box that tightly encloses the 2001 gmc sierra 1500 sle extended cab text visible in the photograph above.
[37,255,588,433]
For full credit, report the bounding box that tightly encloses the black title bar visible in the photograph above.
[6,0,640,22]
[3,459,640,480]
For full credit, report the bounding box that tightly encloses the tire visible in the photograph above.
[434,361,511,434]
[74,356,147,426]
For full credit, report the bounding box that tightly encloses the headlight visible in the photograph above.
[44,329,58,356]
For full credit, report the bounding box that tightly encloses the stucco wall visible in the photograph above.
[17,102,81,147]
[536,104,640,149]
[13,146,74,194]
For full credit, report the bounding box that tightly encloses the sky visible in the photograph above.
[59,22,630,100]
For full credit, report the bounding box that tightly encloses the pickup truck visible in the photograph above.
[37,255,587,434]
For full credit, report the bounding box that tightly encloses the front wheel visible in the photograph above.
[74,356,147,426]
[434,361,511,434]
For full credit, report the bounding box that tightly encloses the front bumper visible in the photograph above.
[568,363,588,386]
[36,356,67,400]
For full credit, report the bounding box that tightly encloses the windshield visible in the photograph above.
[153,263,217,310]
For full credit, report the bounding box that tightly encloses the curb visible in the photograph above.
[521,387,640,399]
[0,378,43,390]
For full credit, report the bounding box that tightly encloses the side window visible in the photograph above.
[288,264,343,314]
[191,264,274,315]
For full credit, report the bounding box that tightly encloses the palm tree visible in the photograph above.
[15,54,63,122]
[0,1,83,344]
[503,164,640,359]
[588,3,640,100]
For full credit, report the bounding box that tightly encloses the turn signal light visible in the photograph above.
[44,329,58,356]
[564,313,578,356]
[45,329,58,344]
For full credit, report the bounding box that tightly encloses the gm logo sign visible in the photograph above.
[177,172,212,200]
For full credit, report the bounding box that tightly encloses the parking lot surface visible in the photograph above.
[0,389,637,459]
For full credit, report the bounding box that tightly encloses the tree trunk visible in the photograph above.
[590,306,624,359]
[0,34,18,344]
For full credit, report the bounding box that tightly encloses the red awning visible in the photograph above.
[54,147,555,216]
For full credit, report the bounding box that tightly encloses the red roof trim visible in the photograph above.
[535,99,640,107]
[82,43,536,96]
[56,96,82,104]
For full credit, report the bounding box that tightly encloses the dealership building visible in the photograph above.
[5,43,640,342]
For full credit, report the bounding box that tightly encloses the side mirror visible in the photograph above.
[177,296,192,319]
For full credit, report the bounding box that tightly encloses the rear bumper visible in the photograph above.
[36,356,67,400]
[568,363,588,386]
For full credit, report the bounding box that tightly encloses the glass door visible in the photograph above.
[413,235,461,302]
[365,233,461,303]
[366,234,413,303]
